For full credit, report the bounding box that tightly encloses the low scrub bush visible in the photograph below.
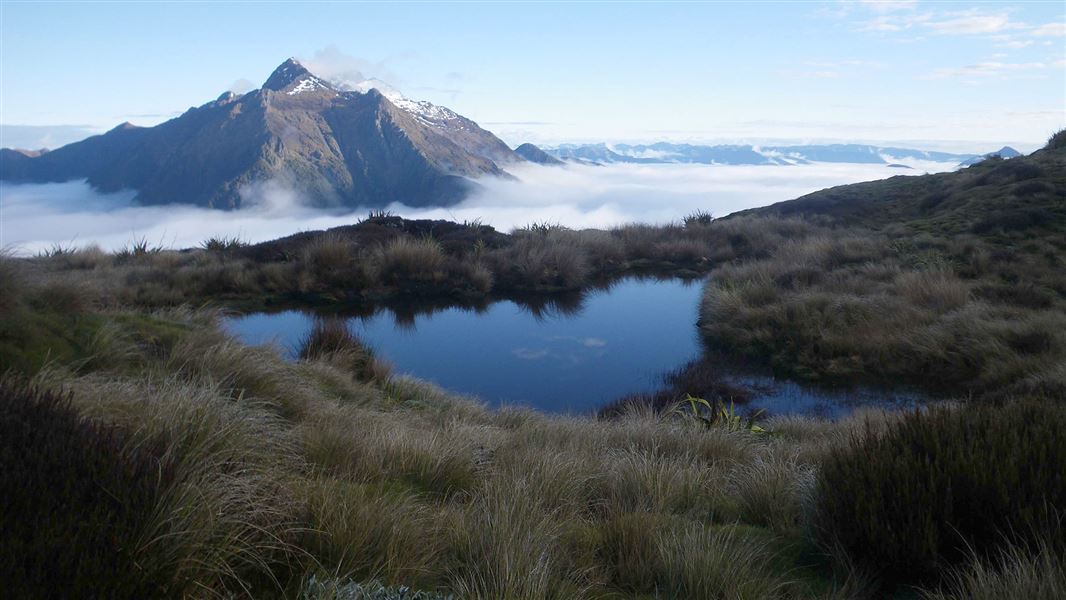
[814,401,1066,587]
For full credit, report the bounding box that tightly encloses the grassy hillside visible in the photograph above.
[735,130,1066,237]
[700,132,1066,397]
[2,252,1063,599]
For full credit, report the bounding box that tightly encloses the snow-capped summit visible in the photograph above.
[323,75,461,127]
[307,66,515,164]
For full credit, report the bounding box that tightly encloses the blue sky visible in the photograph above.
[1,1,1063,151]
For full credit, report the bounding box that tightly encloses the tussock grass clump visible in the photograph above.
[201,235,248,252]
[57,374,303,595]
[301,479,442,586]
[683,209,715,227]
[733,449,815,534]
[492,230,591,290]
[655,524,796,599]
[596,512,667,593]
[49,244,111,270]
[374,237,447,285]
[922,541,1066,600]
[299,575,454,599]
[599,448,722,517]
[300,233,370,291]
[301,409,478,497]
[896,267,970,312]
[0,382,171,599]
[299,318,390,383]
[446,451,602,599]
[814,401,1066,587]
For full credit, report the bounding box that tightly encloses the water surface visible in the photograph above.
[224,277,928,417]
[225,278,704,413]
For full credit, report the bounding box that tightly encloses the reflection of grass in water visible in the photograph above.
[603,351,929,420]
[735,375,928,420]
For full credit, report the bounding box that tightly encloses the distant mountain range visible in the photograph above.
[0,59,519,208]
[543,142,1020,167]
[0,58,1023,209]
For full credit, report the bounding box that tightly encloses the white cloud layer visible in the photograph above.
[1,161,960,255]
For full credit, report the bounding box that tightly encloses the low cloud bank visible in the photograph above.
[1,161,956,254]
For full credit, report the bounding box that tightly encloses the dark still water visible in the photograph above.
[224,278,704,414]
[223,277,927,417]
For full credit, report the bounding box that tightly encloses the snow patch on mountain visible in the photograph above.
[287,76,328,95]
[325,75,462,128]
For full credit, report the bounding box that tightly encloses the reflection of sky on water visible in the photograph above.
[225,277,704,414]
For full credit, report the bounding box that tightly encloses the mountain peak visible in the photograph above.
[109,121,140,133]
[995,146,1021,158]
[515,143,564,166]
[263,58,313,91]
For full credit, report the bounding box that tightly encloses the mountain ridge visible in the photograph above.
[0,59,519,209]
[545,141,1020,167]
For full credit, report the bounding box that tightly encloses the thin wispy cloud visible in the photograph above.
[844,3,1064,41]
[924,11,1021,36]
[1031,22,1066,38]
[924,61,1049,81]
[298,44,404,91]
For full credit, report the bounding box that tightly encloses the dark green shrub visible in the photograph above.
[971,208,1055,234]
[975,160,1045,186]
[1012,180,1053,197]
[815,401,1066,588]
[0,382,173,599]
[919,191,950,212]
